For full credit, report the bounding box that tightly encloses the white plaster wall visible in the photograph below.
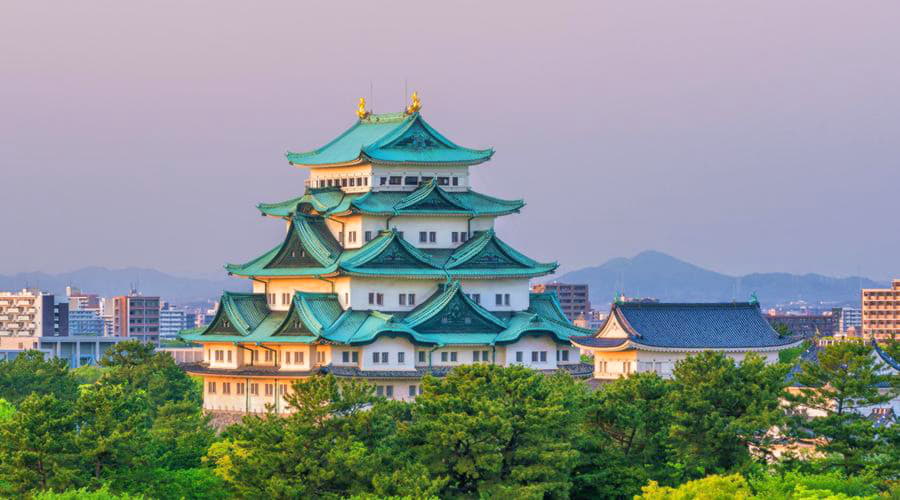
[205,343,241,370]
[346,277,529,312]
[371,165,470,192]
[387,215,491,248]
[332,346,363,366]
[430,346,496,367]
[308,165,373,194]
[502,335,559,370]
[592,349,782,380]
[360,336,416,371]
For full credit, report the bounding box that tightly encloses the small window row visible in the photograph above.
[379,176,460,187]
[317,177,369,188]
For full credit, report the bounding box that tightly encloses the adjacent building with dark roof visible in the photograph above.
[571,301,801,380]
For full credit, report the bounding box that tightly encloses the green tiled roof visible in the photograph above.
[285,112,493,166]
[257,183,523,218]
[228,218,557,279]
[180,285,592,348]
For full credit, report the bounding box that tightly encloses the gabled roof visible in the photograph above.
[574,302,800,351]
[257,184,523,219]
[286,112,493,167]
[403,280,508,334]
[340,229,443,272]
[225,213,343,277]
[444,229,554,273]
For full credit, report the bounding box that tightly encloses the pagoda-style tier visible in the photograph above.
[225,213,557,280]
[257,181,524,219]
[286,112,494,167]
[182,282,591,348]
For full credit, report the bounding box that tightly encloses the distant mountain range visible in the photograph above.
[0,267,250,304]
[555,250,887,308]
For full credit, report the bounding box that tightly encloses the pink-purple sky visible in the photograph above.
[2,1,898,280]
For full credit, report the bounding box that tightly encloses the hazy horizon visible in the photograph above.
[3,1,898,281]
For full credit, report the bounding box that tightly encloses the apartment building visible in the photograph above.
[113,292,160,344]
[0,290,62,338]
[531,282,591,322]
[862,279,900,340]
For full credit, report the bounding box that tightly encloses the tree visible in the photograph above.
[0,394,80,495]
[667,352,789,477]
[786,341,900,476]
[574,372,679,498]
[0,398,14,423]
[31,484,144,499]
[749,471,881,499]
[208,375,383,499]
[99,340,199,411]
[0,350,78,405]
[408,364,579,498]
[75,383,153,488]
[636,474,752,499]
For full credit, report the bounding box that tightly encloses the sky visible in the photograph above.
[1,1,898,281]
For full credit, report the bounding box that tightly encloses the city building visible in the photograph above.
[530,282,590,322]
[0,289,59,338]
[66,286,101,311]
[832,307,862,334]
[572,301,801,380]
[862,279,900,340]
[765,312,837,339]
[181,97,593,413]
[160,304,191,339]
[113,292,160,344]
[68,309,105,336]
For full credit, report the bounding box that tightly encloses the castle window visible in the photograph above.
[341,178,348,187]
[450,352,458,362]
[495,294,503,306]
[437,177,449,185]
[504,294,510,306]
[265,384,274,396]
[404,176,419,185]
[452,177,459,186]
[417,351,426,363]
[364,231,373,242]
[380,177,387,185]
[250,383,259,395]
[385,385,394,397]
[342,351,349,363]
[441,352,447,362]
[227,351,232,363]
[349,178,356,187]
[408,385,417,397]
[389,176,402,185]
[223,383,231,395]
[398,352,405,364]
[207,382,216,394]
[318,180,325,187]
[452,232,459,243]
[408,294,415,306]
[294,352,304,364]
[419,231,427,243]
[362,177,368,186]
[237,383,245,395]
[429,231,436,243]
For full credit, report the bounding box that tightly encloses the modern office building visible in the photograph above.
[66,286,101,311]
[530,282,591,322]
[160,304,191,339]
[833,307,862,334]
[181,97,592,413]
[862,279,900,340]
[113,292,160,344]
[765,313,837,339]
[68,309,105,336]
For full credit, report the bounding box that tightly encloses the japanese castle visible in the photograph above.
[182,95,592,413]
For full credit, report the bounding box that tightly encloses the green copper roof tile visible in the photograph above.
[258,185,523,218]
[181,287,591,347]
[286,113,493,166]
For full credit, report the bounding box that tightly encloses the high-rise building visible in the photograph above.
[832,307,862,334]
[0,290,59,339]
[68,309,105,335]
[113,292,160,344]
[160,304,191,339]
[530,282,591,322]
[862,279,900,340]
[181,98,592,413]
[66,287,101,311]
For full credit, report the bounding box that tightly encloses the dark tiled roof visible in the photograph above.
[570,336,628,348]
[615,302,797,349]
